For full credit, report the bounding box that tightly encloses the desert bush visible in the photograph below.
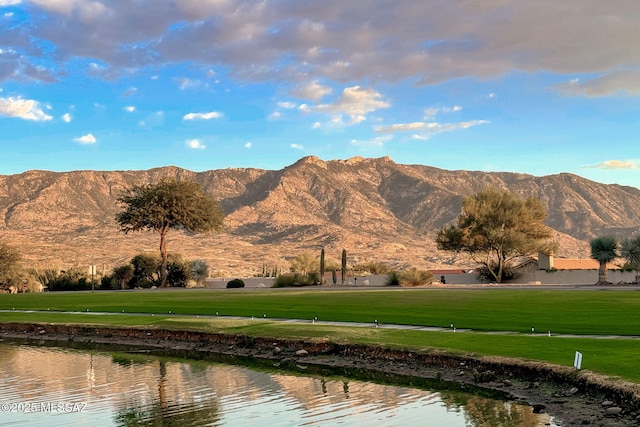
[130,253,161,288]
[190,260,209,287]
[272,273,318,288]
[354,261,393,275]
[226,278,245,288]
[45,266,91,291]
[166,254,190,287]
[399,268,434,287]
[384,271,401,286]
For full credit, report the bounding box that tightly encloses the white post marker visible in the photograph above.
[574,351,583,370]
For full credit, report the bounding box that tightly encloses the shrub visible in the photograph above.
[399,268,434,287]
[384,271,401,286]
[354,261,393,275]
[130,253,161,288]
[190,260,209,287]
[166,254,190,287]
[44,266,92,292]
[272,273,317,288]
[226,278,245,288]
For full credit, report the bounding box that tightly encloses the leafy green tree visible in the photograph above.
[436,188,557,283]
[590,236,620,284]
[620,236,640,284]
[130,253,161,288]
[190,259,209,287]
[0,242,23,291]
[46,266,90,291]
[116,178,224,287]
[113,264,134,289]
[289,252,318,274]
[166,253,190,287]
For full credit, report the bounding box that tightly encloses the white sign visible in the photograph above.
[574,351,583,370]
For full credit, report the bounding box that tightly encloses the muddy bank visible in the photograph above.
[1,322,639,426]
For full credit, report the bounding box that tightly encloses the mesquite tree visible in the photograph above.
[116,178,224,287]
[437,188,556,283]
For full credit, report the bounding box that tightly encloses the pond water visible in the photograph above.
[0,340,558,426]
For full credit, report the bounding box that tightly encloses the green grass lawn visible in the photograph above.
[1,288,640,382]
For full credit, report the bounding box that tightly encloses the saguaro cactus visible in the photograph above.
[320,248,325,285]
[341,249,347,285]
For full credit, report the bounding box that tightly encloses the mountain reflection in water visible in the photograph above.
[0,341,557,426]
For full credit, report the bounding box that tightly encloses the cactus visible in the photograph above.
[320,248,325,285]
[341,249,347,285]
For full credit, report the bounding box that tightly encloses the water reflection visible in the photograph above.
[0,341,557,426]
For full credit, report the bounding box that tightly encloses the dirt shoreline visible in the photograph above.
[2,322,640,426]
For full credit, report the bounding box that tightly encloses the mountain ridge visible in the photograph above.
[1,156,639,276]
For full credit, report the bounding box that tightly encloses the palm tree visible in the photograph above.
[620,236,640,284]
[590,236,619,284]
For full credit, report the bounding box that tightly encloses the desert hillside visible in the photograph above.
[1,156,639,276]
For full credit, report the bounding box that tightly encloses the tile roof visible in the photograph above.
[552,259,619,270]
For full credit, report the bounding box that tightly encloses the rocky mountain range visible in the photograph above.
[1,156,639,276]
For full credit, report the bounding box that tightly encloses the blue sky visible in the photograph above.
[1,1,639,189]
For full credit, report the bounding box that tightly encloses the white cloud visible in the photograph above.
[292,81,332,101]
[375,122,426,133]
[175,77,201,90]
[74,133,96,144]
[311,122,321,129]
[314,86,390,125]
[0,96,53,121]
[268,111,281,120]
[277,101,296,109]
[582,160,640,170]
[244,142,252,148]
[183,111,223,120]
[557,71,640,97]
[62,113,72,122]
[186,139,206,150]
[376,119,489,139]
[424,106,462,120]
[350,135,392,147]
[124,105,135,112]
[122,87,137,97]
[291,143,304,150]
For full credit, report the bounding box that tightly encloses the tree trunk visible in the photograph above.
[159,228,168,287]
[598,261,607,284]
